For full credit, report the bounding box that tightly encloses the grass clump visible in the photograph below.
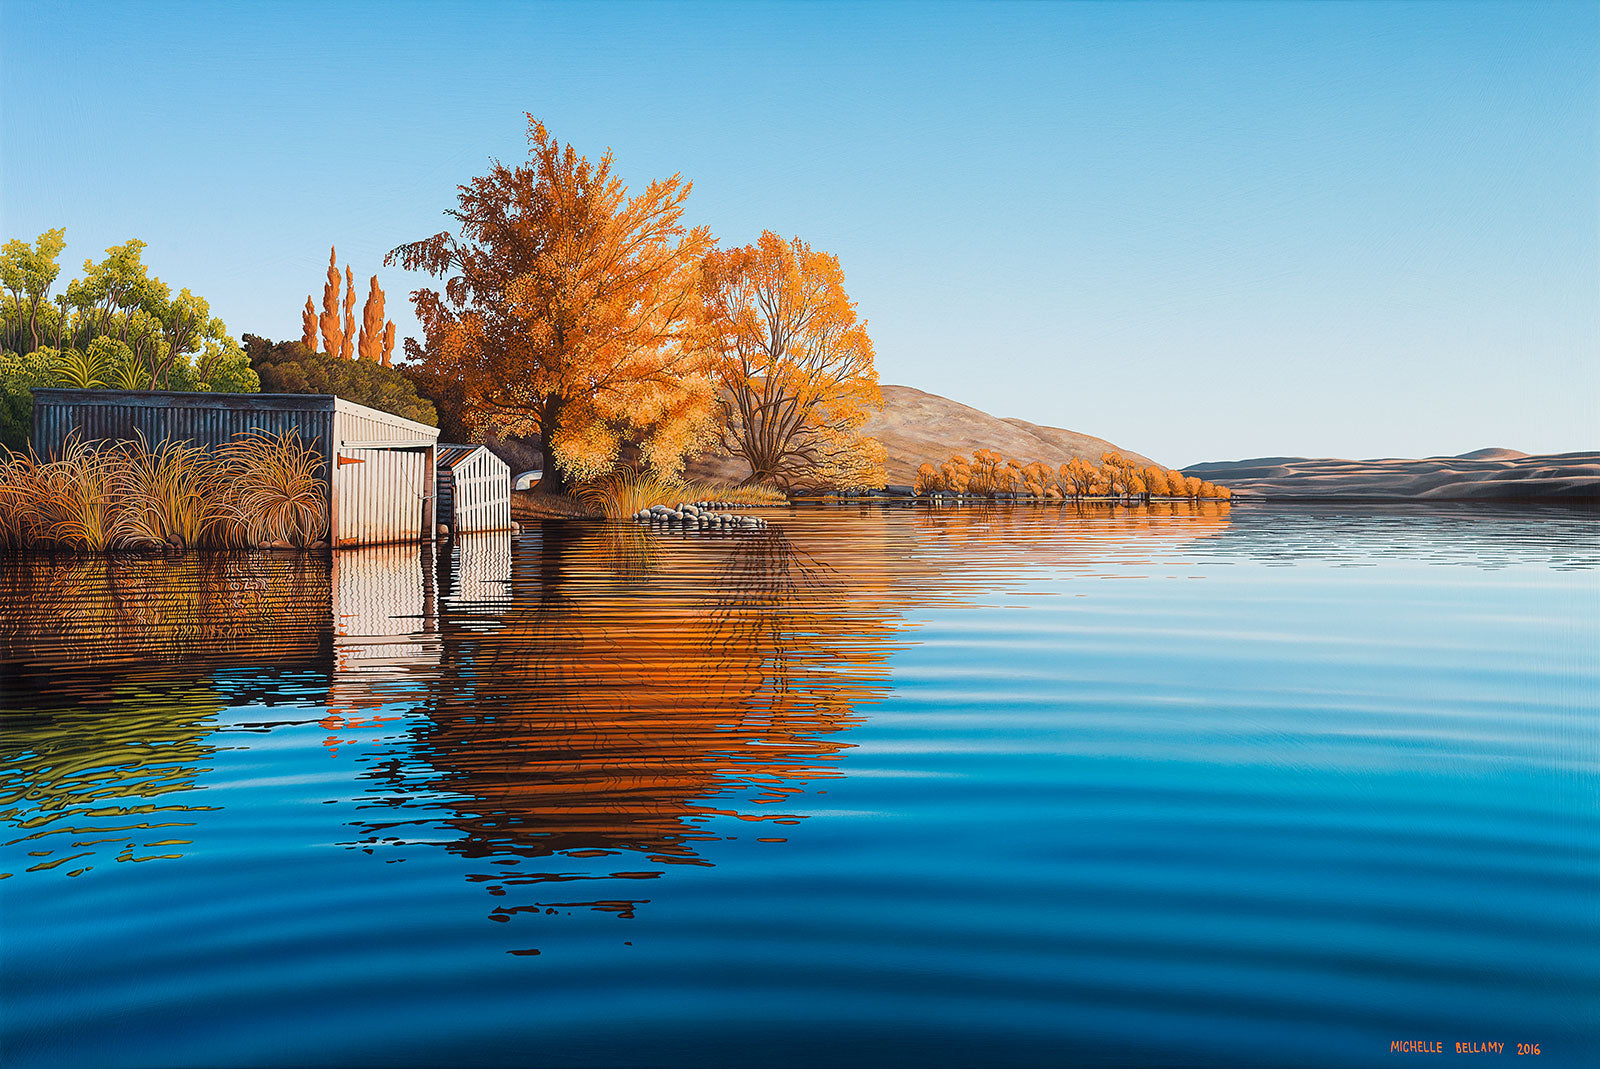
[0,429,329,554]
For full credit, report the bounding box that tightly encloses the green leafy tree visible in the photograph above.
[0,230,260,450]
[0,229,67,355]
[0,349,57,450]
[243,335,437,427]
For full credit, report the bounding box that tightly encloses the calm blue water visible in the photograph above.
[2,504,1596,1067]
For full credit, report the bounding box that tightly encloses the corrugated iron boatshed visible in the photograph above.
[31,389,440,547]
[435,444,512,534]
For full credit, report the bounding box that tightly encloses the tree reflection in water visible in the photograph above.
[341,520,910,919]
[0,506,1257,915]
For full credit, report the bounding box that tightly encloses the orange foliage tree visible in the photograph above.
[697,232,884,491]
[967,449,1006,495]
[1099,451,1139,496]
[318,248,346,358]
[940,454,971,494]
[1058,457,1095,499]
[1142,465,1169,497]
[387,116,717,495]
[304,247,396,364]
[358,275,397,365]
[1019,461,1056,497]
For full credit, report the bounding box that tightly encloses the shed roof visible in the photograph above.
[32,389,439,436]
[437,443,488,469]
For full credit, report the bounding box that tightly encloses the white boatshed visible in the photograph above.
[436,444,513,534]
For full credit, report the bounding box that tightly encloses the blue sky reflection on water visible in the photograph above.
[1,504,1596,1068]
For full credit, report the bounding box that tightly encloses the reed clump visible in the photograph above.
[0,430,329,554]
[579,471,786,520]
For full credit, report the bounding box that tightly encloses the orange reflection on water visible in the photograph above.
[336,522,913,915]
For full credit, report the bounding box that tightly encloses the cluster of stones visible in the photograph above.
[634,501,769,531]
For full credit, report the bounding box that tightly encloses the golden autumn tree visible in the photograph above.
[697,232,884,491]
[1020,461,1055,497]
[968,449,1007,495]
[318,247,344,358]
[305,251,396,363]
[1099,451,1138,496]
[1142,465,1169,497]
[940,454,971,494]
[388,116,717,495]
[914,462,941,495]
[341,266,356,361]
[301,297,318,351]
[1059,457,1096,499]
[994,460,1021,494]
[357,275,397,365]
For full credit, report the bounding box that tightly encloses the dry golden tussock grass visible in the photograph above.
[0,430,329,553]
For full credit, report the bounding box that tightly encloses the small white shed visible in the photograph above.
[436,444,512,534]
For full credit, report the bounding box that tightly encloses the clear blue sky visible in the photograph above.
[2,0,1594,466]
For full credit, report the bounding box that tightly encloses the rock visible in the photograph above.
[436,524,450,537]
[510,522,521,533]
[683,504,700,517]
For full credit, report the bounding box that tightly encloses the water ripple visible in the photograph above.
[2,503,1596,1067]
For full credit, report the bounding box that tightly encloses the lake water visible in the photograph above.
[2,503,1596,1068]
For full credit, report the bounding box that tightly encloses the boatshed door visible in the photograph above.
[333,447,429,546]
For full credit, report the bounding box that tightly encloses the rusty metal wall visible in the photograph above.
[448,448,513,533]
[333,447,429,547]
[31,389,336,461]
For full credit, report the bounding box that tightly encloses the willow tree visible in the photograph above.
[698,231,884,491]
[388,116,716,495]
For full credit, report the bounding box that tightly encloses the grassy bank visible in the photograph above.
[0,431,327,553]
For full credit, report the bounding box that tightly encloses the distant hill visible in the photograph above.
[685,384,1157,486]
[1183,449,1599,502]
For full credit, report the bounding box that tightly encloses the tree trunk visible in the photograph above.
[537,397,569,497]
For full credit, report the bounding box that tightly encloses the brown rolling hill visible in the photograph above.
[1182,450,1600,502]
[685,384,1158,487]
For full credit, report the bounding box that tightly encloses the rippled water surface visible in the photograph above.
[2,503,1596,1067]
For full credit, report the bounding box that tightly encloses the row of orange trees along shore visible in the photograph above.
[915,450,1231,500]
